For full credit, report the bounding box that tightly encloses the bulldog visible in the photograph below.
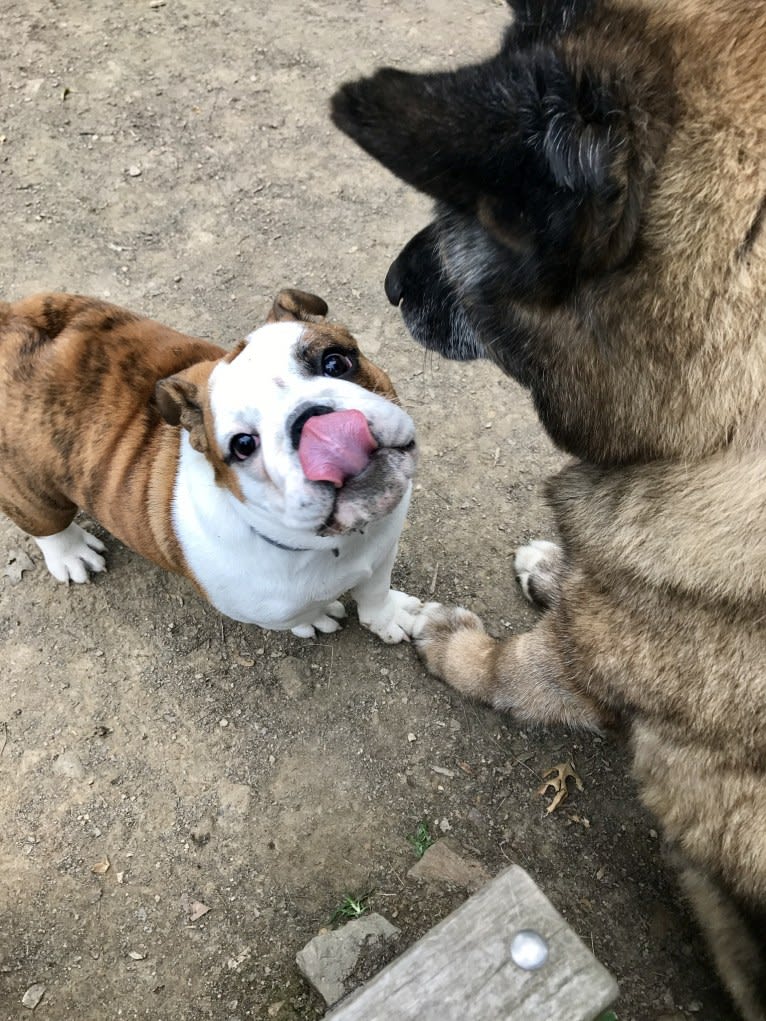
[0,289,420,641]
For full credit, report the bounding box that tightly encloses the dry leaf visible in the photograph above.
[3,550,34,585]
[91,857,111,875]
[189,901,210,922]
[537,761,584,815]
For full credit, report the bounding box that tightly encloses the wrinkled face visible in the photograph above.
[204,321,416,536]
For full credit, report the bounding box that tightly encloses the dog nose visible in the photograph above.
[384,258,404,306]
[289,404,333,450]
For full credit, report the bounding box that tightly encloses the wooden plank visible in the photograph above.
[329,865,618,1021]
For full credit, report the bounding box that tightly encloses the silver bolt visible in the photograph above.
[510,929,549,971]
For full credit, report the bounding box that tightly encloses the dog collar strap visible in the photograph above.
[253,527,339,558]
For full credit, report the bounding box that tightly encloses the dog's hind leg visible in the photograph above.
[514,539,564,609]
[412,604,609,730]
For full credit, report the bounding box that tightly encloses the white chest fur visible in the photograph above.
[171,435,416,639]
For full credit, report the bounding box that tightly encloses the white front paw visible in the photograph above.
[359,590,423,644]
[291,600,347,639]
[34,523,107,584]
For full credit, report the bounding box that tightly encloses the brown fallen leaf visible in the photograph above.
[189,901,210,922]
[3,549,34,585]
[91,857,111,875]
[538,761,584,815]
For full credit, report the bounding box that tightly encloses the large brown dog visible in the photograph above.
[332,0,766,1016]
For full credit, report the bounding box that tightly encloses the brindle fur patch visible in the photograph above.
[0,293,224,572]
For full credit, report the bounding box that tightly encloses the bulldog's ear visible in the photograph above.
[267,289,329,323]
[155,374,210,454]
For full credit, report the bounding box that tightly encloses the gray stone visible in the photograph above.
[407,840,490,892]
[296,913,400,1006]
[22,984,46,1010]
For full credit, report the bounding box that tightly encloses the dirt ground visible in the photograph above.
[0,2,735,1019]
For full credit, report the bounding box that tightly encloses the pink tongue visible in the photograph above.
[299,409,377,487]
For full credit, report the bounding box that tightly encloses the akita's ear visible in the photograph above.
[333,50,656,276]
[333,55,631,201]
[267,289,329,324]
[332,65,492,208]
[503,0,594,43]
[155,363,215,454]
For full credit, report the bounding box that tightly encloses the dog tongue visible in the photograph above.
[299,409,377,487]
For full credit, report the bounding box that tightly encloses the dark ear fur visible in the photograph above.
[504,0,595,43]
[332,47,648,282]
[267,288,328,323]
[155,375,209,454]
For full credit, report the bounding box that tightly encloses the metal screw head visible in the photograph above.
[510,929,549,971]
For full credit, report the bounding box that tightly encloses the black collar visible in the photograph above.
[253,528,339,557]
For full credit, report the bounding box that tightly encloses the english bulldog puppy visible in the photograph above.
[0,289,420,641]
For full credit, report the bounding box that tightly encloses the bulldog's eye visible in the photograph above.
[321,349,356,378]
[229,433,260,461]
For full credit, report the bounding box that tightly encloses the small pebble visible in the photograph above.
[21,984,46,1010]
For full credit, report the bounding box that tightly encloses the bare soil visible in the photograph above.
[0,2,733,1019]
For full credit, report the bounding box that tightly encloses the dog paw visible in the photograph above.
[290,601,347,638]
[514,540,563,609]
[324,600,347,621]
[291,623,316,638]
[412,601,486,679]
[34,523,107,584]
[360,590,422,644]
[291,608,344,640]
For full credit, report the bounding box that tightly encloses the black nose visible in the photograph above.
[289,404,333,450]
[384,258,404,306]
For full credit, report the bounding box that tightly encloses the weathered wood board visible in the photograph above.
[329,865,618,1021]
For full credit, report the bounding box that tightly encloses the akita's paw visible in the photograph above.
[34,523,107,584]
[360,590,422,644]
[514,540,563,609]
[412,601,486,681]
